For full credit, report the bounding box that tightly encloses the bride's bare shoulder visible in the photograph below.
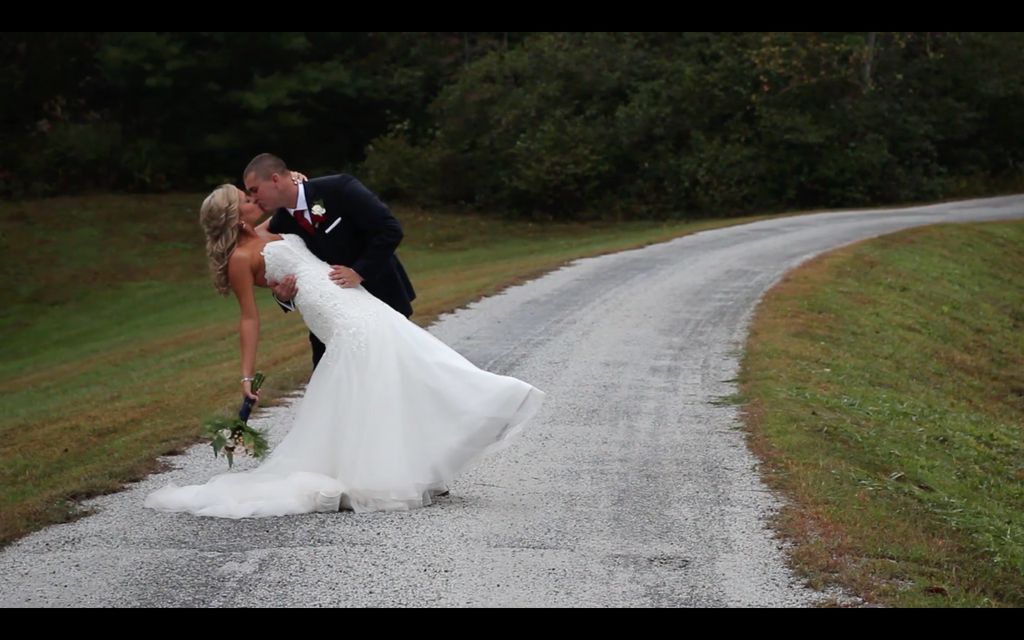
[230,238,270,269]
[229,243,252,261]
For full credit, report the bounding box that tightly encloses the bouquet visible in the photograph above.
[203,372,270,468]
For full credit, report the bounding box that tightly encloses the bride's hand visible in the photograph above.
[242,378,260,401]
[290,170,309,184]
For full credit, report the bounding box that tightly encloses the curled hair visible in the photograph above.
[199,184,241,295]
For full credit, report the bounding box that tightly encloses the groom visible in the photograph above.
[244,153,416,368]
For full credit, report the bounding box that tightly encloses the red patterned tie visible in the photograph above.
[292,209,316,235]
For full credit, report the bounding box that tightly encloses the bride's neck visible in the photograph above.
[237,225,260,243]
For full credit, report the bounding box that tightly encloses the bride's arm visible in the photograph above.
[229,250,261,401]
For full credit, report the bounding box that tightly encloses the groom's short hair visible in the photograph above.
[244,153,289,181]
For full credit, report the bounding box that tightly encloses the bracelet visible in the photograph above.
[241,376,256,383]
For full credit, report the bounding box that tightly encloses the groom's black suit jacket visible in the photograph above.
[267,174,416,366]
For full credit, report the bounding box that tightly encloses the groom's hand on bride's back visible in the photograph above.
[269,275,298,302]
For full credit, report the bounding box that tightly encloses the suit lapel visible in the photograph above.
[305,181,343,237]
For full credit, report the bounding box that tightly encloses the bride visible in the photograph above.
[145,185,544,517]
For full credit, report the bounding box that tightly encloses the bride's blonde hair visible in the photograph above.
[199,184,242,295]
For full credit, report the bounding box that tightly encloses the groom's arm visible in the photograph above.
[269,277,297,312]
[338,178,404,281]
[265,210,287,235]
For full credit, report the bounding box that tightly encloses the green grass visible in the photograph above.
[0,193,781,547]
[740,221,1024,607]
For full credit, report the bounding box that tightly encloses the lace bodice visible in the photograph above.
[262,234,381,351]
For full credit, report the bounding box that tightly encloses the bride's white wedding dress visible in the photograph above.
[145,234,544,517]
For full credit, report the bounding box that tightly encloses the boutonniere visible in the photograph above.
[312,201,327,217]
